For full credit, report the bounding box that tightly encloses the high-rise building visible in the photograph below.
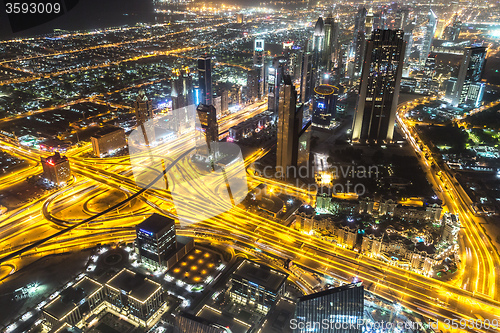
[312,85,338,128]
[41,152,71,185]
[323,14,339,70]
[198,55,213,106]
[90,126,127,158]
[134,89,154,125]
[176,312,231,333]
[196,104,218,151]
[395,8,409,30]
[253,39,265,100]
[365,9,374,39]
[420,10,437,63]
[452,46,487,107]
[350,7,367,78]
[299,49,313,103]
[294,283,364,333]
[229,259,288,314]
[277,76,303,179]
[172,68,194,110]
[135,213,177,267]
[311,17,325,89]
[268,56,287,115]
[351,29,406,143]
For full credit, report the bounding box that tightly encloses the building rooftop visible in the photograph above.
[232,259,288,293]
[298,283,363,302]
[91,126,124,139]
[44,276,102,320]
[106,268,161,303]
[136,213,175,234]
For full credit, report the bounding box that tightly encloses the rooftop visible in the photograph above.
[298,283,363,302]
[106,268,161,303]
[44,276,102,320]
[136,213,175,234]
[91,126,124,139]
[232,259,288,293]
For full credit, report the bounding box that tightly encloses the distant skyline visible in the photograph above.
[0,0,154,39]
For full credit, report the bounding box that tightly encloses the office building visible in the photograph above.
[351,29,406,143]
[105,268,163,325]
[253,39,265,100]
[297,120,312,169]
[311,17,325,89]
[420,10,437,63]
[299,49,313,103]
[176,312,231,333]
[268,56,287,115]
[452,46,487,107]
[135,213,177,267]
[365,9,374,39]
[294,283,364,333]
[134,89,154,125]
[43,276,103,328]
[323,14,339,70]
[395,8,409,30]
[172,68,194,110]
[198,55,213,106]
[350,7,367,78]
[229,259,288,314]
[196,104,218,151]
[312,85,338,128]
[41,152,72,185]
[276,76,303,179]
[90,126,127,158]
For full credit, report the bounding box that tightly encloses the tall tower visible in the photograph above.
[198,55,213,106]
[253,39,265,100]
[351,7,367,78]
[420,10,437,63]
[311,17,325,89]
[134,89,153,125]
[277,76,303,179]
[452,46,487,107]
[351,29,406,144]
[196,104,218,153]
[171,68,194,110]
[268,57,287,116]
[323,14,339,70]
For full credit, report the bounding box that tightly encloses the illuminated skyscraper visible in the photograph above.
[351,7,367,78]
[299,49,313,103]
[420,10,437,63]
[452,46,487,107]
[135,213,176,267]
[253,39,265,100]
[351,29,406,143]
[172,68,194,110]
[311,17,325,89]
[294,283,364,333]
[277,76,303,179]
[268,56,287,115]
[41,152,71,185]
[196,104,218,152]
[323,14,339,70]
[134,89,153,125]
[312,85,338,128]
[198,55,213,106]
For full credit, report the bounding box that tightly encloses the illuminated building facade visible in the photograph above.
[294,283,364,333]
[105,268,163,325]
[276,76,303,179]
[420,10,437,63]
[135,213,177,267]
[452,46,487,107]
[312,85,338,128]
[90,126,127,158]
[351,29,405,143]
[253,39,265,100]
[229,259,288,314]
[196,104,219,151]
[41,152,72,185]
[172,68,194,110]
[134,89,154,125]
[176,312,231,333]
[198,55,213,106]
[268,56,287,115]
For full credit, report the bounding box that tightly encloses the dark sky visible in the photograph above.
[0,0,155,40]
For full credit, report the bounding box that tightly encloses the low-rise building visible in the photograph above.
[90,126,127,158]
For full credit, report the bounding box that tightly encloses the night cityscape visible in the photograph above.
[0,0,500,332]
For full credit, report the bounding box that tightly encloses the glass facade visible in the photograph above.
[294,283,364,333]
